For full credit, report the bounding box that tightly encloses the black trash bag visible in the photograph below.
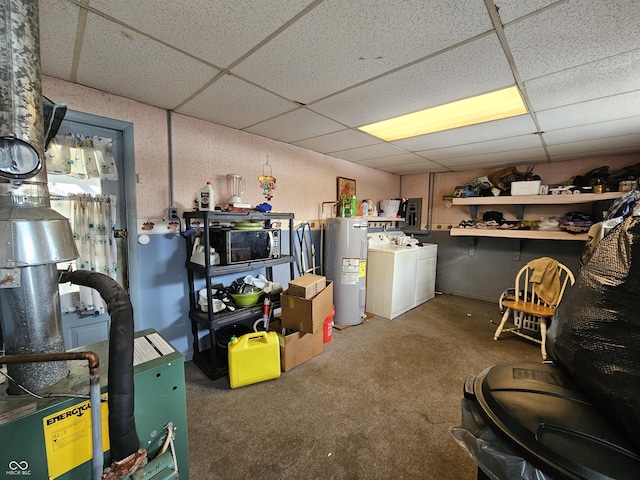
[608,163,640,185]
[572,165,609,187]
[547,215,640,450]
[482,211,504,223]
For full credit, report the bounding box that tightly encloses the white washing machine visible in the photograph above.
[365,233,437,320]
[366,244,418,320]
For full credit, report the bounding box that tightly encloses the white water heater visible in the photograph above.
[325,217,368,326]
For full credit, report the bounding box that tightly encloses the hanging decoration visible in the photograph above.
[259,155,276,200]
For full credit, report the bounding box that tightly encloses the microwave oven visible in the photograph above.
[209,228,281,265]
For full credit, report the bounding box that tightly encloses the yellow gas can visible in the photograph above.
[228,331,281,388]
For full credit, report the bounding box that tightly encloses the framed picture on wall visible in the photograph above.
[337,177,356,199]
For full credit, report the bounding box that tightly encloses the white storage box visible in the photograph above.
[511,180,542,196]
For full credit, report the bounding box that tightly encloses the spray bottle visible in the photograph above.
[262,297,270,330]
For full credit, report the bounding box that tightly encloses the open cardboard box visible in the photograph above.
[280,281,333,334]
[270,318,323,372]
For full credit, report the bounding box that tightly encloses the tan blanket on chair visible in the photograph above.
[528,257,560,305]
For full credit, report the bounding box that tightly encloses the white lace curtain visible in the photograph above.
[73,193,118,315]
[52,194,118,315]
[45,133,118,180]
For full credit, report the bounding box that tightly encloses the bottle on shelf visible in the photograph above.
[361,200,369,216]
[339,195,347,217]
[199,182,215,211]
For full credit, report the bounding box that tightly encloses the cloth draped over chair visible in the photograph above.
[528,257,560,305]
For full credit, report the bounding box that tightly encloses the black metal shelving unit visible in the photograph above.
[183,210,295,380]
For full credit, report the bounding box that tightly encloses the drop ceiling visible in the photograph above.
[38,0,640,174]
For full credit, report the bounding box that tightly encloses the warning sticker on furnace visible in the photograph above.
[42,397,109,479]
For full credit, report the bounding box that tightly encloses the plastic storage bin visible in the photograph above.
[228,331,280,388]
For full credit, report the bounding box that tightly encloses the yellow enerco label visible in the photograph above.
[42,397,109,479]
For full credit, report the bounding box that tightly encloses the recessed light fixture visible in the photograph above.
[358,86,527,141]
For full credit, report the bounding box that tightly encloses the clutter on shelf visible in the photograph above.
[450,163,640,199]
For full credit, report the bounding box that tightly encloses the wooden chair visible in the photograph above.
[494,258,575,360]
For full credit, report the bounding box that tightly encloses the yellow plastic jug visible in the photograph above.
[228,331,280,388]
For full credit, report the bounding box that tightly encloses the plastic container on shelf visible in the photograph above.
[199,181,215,211]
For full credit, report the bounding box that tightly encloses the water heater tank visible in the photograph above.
[324,217,368,326]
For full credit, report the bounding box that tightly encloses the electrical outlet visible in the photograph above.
[168,207,179,221]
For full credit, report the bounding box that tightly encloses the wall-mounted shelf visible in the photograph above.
[452,192,620,221]
[450,228,588,241]
[450,192,621,243]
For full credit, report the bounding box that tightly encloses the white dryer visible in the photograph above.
[415,243,437,306]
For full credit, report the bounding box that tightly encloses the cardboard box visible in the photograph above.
[280,281,333,334]
[270,318,323,372]
[287,274,327,299]
[511,180,542,196]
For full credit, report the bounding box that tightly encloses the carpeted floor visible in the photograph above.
[184,294,540,479]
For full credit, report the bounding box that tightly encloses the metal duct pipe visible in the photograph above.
[0,0,44,177]
[0,0,78,393]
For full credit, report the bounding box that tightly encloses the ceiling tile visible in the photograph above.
[548,146,640,163]
[355,153,429,167]
[176,75,297,129]
[36,0,640,175]
[505,0,640,80]
[525,50,640,111]
[448,157,548,172]
[232,0,492,103]
[494,0,559,24]
[537,91,640,131]
[330,143,407,162]
[293,129,380,153]
[543,117,640,146]
[39,0,80,80]
[418,134,544,161]
[76,14,220,109]
[546,133,640,156]
[390,162,451,174]
[392,115,538,151]
[433,146,547,168]
[309,34,515,127]
[87,0,314,67]
[244,108,344,143]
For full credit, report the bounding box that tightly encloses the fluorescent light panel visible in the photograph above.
[358,86,527,141]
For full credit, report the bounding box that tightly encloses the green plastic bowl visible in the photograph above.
[230,291,261,307]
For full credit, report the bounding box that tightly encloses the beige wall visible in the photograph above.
[42,76,399,223]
